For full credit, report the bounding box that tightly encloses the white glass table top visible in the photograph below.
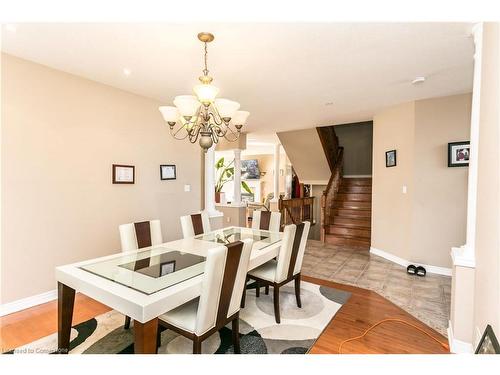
[80,246,205,295]
[194,226,282,250]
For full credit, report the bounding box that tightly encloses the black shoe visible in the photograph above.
[416,266,427,277]
[407,264,417,275]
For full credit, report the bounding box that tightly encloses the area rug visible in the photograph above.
[7,281,350,354]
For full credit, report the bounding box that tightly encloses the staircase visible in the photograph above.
[326,177,372,248]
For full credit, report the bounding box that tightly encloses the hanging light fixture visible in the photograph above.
[159,32,250,152]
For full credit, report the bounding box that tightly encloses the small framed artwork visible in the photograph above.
[112,164,135,184]
[159,261,176,277]
[475,325,500,354]
[386,150,397,167]
[160,164,176,180]
[448,141,470,167]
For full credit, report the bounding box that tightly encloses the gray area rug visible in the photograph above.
[8,281,350,354]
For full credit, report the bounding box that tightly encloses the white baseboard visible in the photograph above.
[447,321,474,353]
[0,289,57,317]
[343,175,372,178]
[370,247,452,276]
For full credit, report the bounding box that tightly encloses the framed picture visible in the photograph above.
[475,325,500,354]
[385,150,397,167]
[112,164,135,184]
[448,141,470,167]
[159,261,176,277]
[160,165,176,180]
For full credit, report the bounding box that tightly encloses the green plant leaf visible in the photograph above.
[241,180,253,195]
[215,157,225,169]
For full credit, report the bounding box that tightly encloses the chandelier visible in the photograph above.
[159,32,250,152]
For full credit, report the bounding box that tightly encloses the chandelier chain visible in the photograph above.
[203,42,209,76]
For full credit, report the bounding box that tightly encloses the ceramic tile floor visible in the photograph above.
[302,240,451,336]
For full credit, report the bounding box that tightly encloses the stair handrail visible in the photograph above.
[320,147,344,242]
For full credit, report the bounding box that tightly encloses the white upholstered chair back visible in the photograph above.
[180,212,212,238]
[293,221,311,275]
[195,238,253,336]
[275,224,297,283]
[119,219,163,252]
[274,221,310,283]
[251,210,281,232]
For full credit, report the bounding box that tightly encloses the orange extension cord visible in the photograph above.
[338,318,450,354]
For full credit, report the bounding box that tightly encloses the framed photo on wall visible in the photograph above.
[160,164,176,180]
[385,150,397,167]
[112,164,135,184]
[448,141,470,167]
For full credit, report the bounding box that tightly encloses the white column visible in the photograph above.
[204,145,221,217]
[233,149,242,205]
[271,144,280,202]
[451,22,482,268]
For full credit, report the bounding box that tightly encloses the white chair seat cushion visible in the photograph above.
[159,298,199,333]
[248,259,277,282]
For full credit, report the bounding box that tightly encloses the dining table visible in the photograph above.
[55,226,283,354]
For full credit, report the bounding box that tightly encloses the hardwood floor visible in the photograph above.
[0,277,449,354]
[304,276,449,354]
[0,293,111,351]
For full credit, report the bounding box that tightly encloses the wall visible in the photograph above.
[372,101,415,261]
[412,95,471,267]
[473,22,500,343]
[277,128,330,184]
[334,121,373,176]
[1,54,203,303]
[372,94,471,268]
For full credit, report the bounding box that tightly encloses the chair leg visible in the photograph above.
[156,326,162,349]
[240,288,246,308]
[255,280,260,298]
[124,316,131,330]
[273,285,281,324]
[193,337,202,354]
[294,274,302,308]
[265,285,269,295]
[232,315,241,354]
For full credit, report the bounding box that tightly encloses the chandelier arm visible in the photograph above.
[189,125,202,144]
[209,105,225,126]
[222,126,240,142]
[170,125,190,140]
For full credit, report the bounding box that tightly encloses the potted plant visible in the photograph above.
[215,157,253,203]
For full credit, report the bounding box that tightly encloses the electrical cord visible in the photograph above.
[338,318,450,354]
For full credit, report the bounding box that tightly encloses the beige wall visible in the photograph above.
[1,54,203,303]
[277,128,330,184]
[372,101,415,261]
[372,94,471,268]
[412,95,471,267]
[334,121,373,176]
[473,22,500,342]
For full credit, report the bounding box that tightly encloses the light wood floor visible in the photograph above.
[0,277,449,354]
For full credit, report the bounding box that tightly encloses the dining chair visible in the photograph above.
[118,219,163,329]
[251,210,281,232]
[180,212,211,238]
[245,221,310,324]
[119,219,163,252]
[157,238,253,354]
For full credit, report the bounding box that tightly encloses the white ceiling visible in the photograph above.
[1,23,474,138]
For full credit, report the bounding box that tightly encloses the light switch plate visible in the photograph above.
[402,185,407,194]
[184,184,191,192]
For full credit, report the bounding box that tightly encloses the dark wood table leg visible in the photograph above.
[134,318,159,354]
[57,282,75,354]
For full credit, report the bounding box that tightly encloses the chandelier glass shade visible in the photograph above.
[159,32,249,152]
